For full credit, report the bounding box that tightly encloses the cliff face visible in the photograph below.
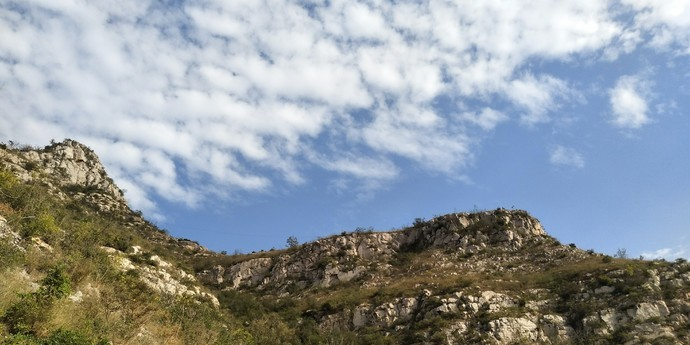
[1,139,689,345]
[199,210,548,291]
[0,140,126,213]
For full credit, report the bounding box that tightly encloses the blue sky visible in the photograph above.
[1,0,688,258]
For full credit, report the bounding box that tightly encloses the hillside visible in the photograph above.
[1,140,689,345]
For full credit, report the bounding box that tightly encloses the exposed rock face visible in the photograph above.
[201,210,549,292]
[0,215,22,249]
[488,317,539,343]
[325,278,688,345]
[196,208,689,345]
[104,245,220,307]
[0,139,126,212]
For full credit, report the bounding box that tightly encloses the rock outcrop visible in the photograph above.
[310,263,690,344]
[0,215,22,249]
[196,208,690,345]
[103,245,220,307]
[0,140,126,213]
[200,210,549,292]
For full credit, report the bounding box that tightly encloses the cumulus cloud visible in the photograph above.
[460,108,508,131]
[0,0,677,213]
[609,75,651,129]
[550,146,585,169]
[623,0,690,53]
[505,75,571,124]
[641,247,687,260]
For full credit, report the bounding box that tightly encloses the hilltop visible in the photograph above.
[1,140,689,345]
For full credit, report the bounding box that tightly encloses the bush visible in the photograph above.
[1,334,41,345]
[39,266,71,300]
[1,294,47,335]
[21,213,60,240]
[22,162,38,172]
[0,241,24,270]
[218,290,266,320]
[248,314,295,345]
[2,266,71,335]
[43,329,91,345]
[0,170,19,192]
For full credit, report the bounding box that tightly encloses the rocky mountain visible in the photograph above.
[1,140,689,345]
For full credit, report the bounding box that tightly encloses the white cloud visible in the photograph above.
[641,247,687,260]
[0,0,677,213]
[550,146,585,169]
[505,75,571,124]
[460,108,508,131]
[623,0,690,53]
[609,75,651,129]
[313,153,399,181]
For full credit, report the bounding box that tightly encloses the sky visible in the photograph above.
[1,0,689,259]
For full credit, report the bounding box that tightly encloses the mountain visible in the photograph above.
[1,140,688,345]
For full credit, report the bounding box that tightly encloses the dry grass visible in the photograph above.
[0,268,36,311]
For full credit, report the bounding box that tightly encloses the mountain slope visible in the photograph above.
[1,140,689,345]
[196,209,690,344]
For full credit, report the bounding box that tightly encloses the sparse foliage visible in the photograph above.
[614,248,628,259]
[286,236,299,249]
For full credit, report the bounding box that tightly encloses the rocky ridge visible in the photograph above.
[1,139,689,345]
[198,210,548,291]
[196,208,690,344]
[0,140,126,214]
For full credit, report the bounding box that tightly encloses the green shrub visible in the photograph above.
[43,329,91,345]
[0,171,19,191]
[21,213,60,239]
[1,294,47,335]
[248,314,295,345]
[225,328,254,345]
[1,333,41,345]
[39,266,71,300]
[2,266,71,335]
[218,290,266,320]
[22,162,38,172]
[0,241,24,270]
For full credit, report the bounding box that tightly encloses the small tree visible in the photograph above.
[614,248,628,259]
[286,236,299,249]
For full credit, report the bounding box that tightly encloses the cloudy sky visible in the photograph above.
[1,0,689,258]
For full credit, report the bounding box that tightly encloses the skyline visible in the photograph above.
[1,0,688,258]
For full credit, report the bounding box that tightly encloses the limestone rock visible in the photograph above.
[30,237,54,252]
[599,308,629,332]
[102,246,219,308]
[487,317,539,343]
[215,210,549,292]
[594,285,615,294]
[352,297,421,328]
[0,140,127,213]
[68,290,84,303]
[225,257,273,289]
[628,301,670,321]
[198,265,225,285]
[539,314,573,341]
[0,215,22,249]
